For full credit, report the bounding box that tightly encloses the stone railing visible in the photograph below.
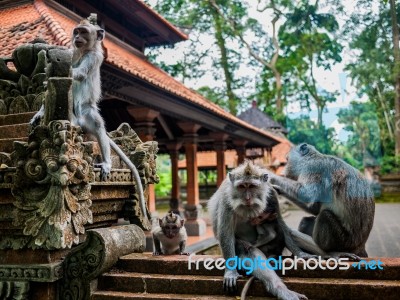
[0,42,157,299]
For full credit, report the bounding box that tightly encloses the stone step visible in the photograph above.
[0,123,29,139]
[117,253,400,280]
[0,112,35,126]
[91,291,269,300]
[97,271,400,300]
[0,137,28,153]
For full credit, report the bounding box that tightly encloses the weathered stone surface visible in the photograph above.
[0,262,63,282]
[95,254,400,300]
[59,225,145,300]
[0,248,70,264]
[0,281,29,300]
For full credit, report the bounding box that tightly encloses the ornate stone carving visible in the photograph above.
[0,281,29,300]
[11,120,94,249]
[59,225,145,300]
[109,123,158,230]
[0,42,58,115]
[109,123,159,185]
[6,46,94,250]
[0,262,63,282]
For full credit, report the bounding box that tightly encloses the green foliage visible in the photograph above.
[344,1,397,156]
[155,154,172,198]
[286,115,337,155]
[278,0,343,127]
[380,155,400,174]
[337,101,382,169]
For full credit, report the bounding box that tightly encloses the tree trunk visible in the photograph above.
[211,8,237,115]
[389,0,400,155]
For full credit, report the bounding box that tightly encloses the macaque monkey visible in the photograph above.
[30,15,149,225]
[208,161,308,300]
[269,143,375,258]
[152,212,189,256]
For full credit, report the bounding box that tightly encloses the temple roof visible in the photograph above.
[0,0,287,149]
[238,101,288,134]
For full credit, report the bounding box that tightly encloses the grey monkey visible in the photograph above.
[152,212,189,255]
[269,143,375,258]
[208,160,308,300]
[30,15,149,226]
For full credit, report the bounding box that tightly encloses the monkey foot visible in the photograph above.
[325,252,361,261]
[277,288,308,300]
[223,269,242,293]
[95,163,111,181]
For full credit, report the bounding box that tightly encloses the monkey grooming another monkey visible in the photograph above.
[208,161,307,300]
[269,143,375,258]
[152,212,189,255]
[31,15,149,226]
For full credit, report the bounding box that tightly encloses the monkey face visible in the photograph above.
[235,180,262,206]
[230,178,271,219]
[285,143,318,179]
[73,25,104,50]
[162,223,181,239]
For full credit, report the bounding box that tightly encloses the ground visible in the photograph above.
[284,203,400,257]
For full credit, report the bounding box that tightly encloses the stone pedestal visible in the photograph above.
[184,219,207,236]
[184,204,206,236]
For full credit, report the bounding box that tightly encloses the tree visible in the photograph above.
[388,0,400,155]
[279,0,343,128]
[344,0,397,158]
[209,0,295,121]
[337,101,382,169]
[286,115,337,155]
[148,0,245,115]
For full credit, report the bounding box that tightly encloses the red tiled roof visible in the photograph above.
[0,0,286,144]
[134,0,188,41]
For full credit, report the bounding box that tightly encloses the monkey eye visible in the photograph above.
[299,143,309,156]
[237,184,245,189]
[248,184,256,189]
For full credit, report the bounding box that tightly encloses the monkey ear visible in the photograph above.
[97,29,105,41]
[228,172,235,182]
[299,143,309,156]
[261,173,269,182]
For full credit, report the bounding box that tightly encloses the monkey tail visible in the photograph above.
[240,276,255,300]
[109,138,150,229]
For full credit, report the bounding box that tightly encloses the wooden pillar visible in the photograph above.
[166,142,182,214]
[177,122,206,236]
[127,106,159,213]
[233,139,248,165]
[210,132,228,186]
[265,146,273,166]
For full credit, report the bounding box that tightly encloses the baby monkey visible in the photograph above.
[152,212,189,255]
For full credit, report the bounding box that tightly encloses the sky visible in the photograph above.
[146,0,367,142]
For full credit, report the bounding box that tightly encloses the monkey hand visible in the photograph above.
[223,269,242,293]
[95,162,111,181]
[72,68,86,81]
[180,252,190,256]
[296,251,318,260]
[250,212,278,225]
[271,184,283,194]
[325,252,361,261]
[277,287,308,300]
[152,251,162,256]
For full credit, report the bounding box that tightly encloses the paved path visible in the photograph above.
[284,203,400,257]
